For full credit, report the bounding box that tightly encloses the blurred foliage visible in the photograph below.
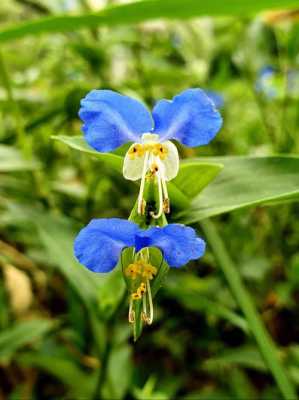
[1,0,299,399]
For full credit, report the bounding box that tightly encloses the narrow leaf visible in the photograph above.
[52,135,123,173]
[0,0,298,42]
[172,161,223,198]
[181,156,299,223]
[0,319,55,364]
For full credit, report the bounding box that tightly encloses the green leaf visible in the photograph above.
[35,213,102,308]
[203,346,267,372]
[34,211,126,354]
[172,161,223,198]
[17,352,98,399]
[0,319,55,364]
[165,275,248,333]
[0,0,298,42]
[0,145,38,172]
[101,344,132,400]
[181,156,299,223]
[52,135,123,173]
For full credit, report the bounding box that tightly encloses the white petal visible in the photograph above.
[123,143,146,181]
[161,141,179,181]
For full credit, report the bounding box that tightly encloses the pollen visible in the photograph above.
[142,264,157,280]
[131,282,147,300]
[125,263,142,279]
[147,162,159,178]
[131,292,142,300]
[153,143,168,160]
[137,282,146,296]
[128,143,169,161]
[128,144,145,160]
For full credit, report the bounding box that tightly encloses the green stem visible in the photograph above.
[0,50,27,153]
[200,219,297,400]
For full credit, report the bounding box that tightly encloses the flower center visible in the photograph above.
[128,142,168,161]
[128,134,170,219]
[126,257,157,325]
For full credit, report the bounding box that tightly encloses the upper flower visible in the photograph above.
[79,89,222,218]
[79,88,223,153]
[74,218,205,272]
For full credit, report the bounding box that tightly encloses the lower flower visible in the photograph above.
[74,218,205,328]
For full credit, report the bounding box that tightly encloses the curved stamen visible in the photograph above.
[151,169,164,219]
[137,151,150,214]
[146,279,154,325]
[128,299,135,323]
[160,165,170,213]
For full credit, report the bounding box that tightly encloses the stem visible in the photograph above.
[0,50,27,153]
[200,219,297,400]
[94,289,127,399]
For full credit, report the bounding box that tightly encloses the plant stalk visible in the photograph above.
[200,218,297,400]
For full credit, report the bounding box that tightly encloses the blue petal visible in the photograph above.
[74,218,140,273]
[255,66,277,99]
[135,224,206,268]
[152,88,222,147]
[79,90,153,152]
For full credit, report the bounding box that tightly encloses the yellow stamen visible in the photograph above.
[142,264,157,280]
[128,300,135,323]
[131,292,142,300]
[128,143,168,161]
[153,143,168,160]
[128,144,145,160]
[137,282,147,296]
[125,263,141,279]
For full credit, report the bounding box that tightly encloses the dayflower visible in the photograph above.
[74,218,205,324]
[256,66,279,99]
[79,88,222,218]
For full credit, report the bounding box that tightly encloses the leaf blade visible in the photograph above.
[182,155,299,222]
[52,135,123,173]
[0,0,298,42]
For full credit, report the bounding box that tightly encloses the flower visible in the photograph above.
[79,89,222,218]
[74,218,205,272]
[256,66,278,98]
[74,218,205,325]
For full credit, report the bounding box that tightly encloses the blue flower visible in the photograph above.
[255,66,278,99]
[74,218,205,272]
[79,88,222,152]
[79,89,222,218]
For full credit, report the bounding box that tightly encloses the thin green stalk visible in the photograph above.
[200,218,297,400]
[0,50,27,153]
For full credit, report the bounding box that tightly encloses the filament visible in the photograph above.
[137,151,150,214]
[128,299,135,323]
[146,279,154,325]
[151,171,163,219]
[160,168,170,213]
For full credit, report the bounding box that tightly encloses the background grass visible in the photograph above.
[0,0,299,399]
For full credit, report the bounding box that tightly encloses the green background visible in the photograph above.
[1,0,299,399]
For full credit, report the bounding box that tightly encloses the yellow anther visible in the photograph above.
[125,263,142,280]
[163,198,170,214]
[129,143,168,161]
[128,144,145,160]
[153,144,168,160]
[137,282,147,296]
[131,292,142,300]
[142,264,157,280]
[148,163,159,177]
